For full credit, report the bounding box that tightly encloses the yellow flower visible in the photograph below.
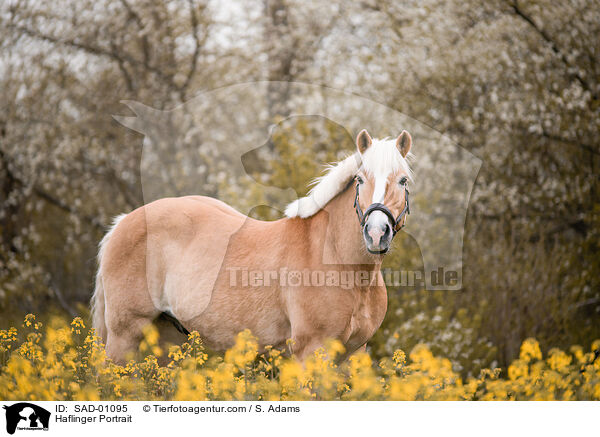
[547,348,571,372]
[23,314,35,328]
[1,314,597,402]
[508,359,528,381]
[520,338,542,362]
[139,325,163,357]
[224,330,258,369]
[392,349,406,368]
[70,317,85,335]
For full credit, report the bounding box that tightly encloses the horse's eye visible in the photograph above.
[356,176,364,184]
[399,177,408,185]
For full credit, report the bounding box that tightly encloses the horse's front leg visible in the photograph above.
[286,288,354,362]
[289,331,329,362]
[289,322,351,362]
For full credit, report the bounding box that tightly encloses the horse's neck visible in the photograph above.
[311,183,383,270]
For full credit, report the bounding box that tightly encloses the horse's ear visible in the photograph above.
[396,130,412,157]
[356,129,372,154]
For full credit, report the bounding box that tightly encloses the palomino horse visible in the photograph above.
[92,129,413,363]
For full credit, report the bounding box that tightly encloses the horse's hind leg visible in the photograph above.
[105,313,157,365]
[103,280,159,364]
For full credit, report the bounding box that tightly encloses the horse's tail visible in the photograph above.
[91,213,127,343]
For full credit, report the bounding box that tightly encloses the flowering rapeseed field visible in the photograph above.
[1,315,599,401]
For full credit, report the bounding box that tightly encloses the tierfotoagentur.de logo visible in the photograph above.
[2,403,50,434]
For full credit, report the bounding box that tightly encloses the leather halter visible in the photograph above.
[353,178,410,236]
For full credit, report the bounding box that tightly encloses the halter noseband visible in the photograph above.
[353,178,410,236]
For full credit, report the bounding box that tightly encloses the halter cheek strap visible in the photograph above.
[353,181,410,236]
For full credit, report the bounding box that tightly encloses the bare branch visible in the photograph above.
[508,0,597,99]
[32,188,104,230]
[0,145,104,231]
[181,0,202,94]
[109,39,135,93]
[6,23,176,89]
[539,131,600,156]
[119,0,151,66]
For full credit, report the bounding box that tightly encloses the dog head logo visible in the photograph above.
[3,403,50,434]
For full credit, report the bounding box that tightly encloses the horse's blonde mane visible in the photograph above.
[285,138,413,218]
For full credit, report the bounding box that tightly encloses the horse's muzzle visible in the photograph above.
[363,212,393,254]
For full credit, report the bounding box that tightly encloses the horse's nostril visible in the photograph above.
[382,224,391,239]
[363,224,372,243]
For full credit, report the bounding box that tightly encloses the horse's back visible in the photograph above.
[102,195,247,265]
